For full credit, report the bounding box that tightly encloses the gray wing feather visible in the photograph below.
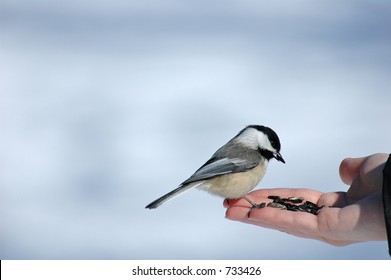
[145,157,259,209]
[181,157,259,185]
[146,142,263,209]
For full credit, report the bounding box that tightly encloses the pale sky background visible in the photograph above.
[1,0,391,259]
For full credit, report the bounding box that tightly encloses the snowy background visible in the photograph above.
[1,0,391,259]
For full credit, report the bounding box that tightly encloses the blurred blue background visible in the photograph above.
[1,0,391,259]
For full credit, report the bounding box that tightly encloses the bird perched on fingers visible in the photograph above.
[145,125,285,210]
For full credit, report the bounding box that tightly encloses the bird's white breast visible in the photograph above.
[198,160,268,199]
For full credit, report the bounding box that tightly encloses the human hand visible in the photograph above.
[225,153,389,246]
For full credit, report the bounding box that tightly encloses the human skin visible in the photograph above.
[224,153,389,246]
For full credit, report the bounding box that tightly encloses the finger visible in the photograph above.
[224,198,240,208]
[225,201,356,246]
[228,191,348,208]
[339,156,367,185]
[346,153,388,201]
[225,188,324,208]
[225,203,319,237]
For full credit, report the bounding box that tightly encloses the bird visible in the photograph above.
[145,125,285,210]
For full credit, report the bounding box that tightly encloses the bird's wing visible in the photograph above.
[181,157,259,185]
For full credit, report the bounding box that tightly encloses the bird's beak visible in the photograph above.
[274,152,285,164]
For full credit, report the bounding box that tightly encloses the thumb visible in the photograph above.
[341,154,388,202]
[339,156,367,185]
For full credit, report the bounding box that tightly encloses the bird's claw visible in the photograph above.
[247,202,266,218]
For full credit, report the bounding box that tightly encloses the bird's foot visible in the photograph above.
[241,195,266,218]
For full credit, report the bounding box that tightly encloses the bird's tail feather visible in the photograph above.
[145,182,202,209]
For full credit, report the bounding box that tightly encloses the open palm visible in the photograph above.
[225,153,388,245]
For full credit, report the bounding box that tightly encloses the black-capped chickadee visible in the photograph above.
[145,125,285,209]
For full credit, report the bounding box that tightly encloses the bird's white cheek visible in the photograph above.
[199,161,268,199]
